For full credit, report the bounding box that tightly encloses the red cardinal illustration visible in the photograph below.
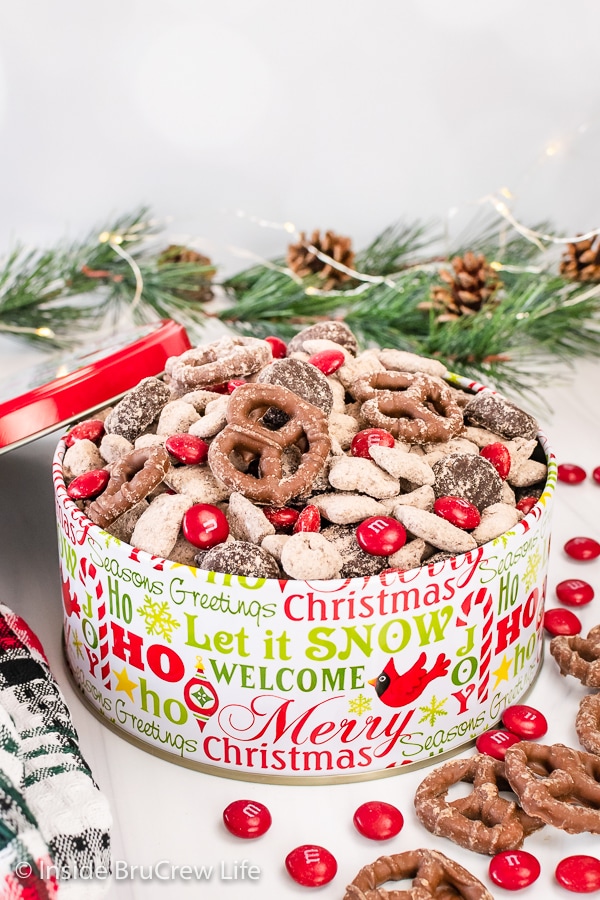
[369,652,450,707]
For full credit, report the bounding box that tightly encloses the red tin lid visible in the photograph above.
[0,320,191,454]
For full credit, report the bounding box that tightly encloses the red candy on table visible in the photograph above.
[475,729,521,760]
[516,496,537,515]
[555,855,600,893]
[356,516,407,556]
[165,434,209,466]
[285,845,337,887]
[307,349,345,375]
[564,537,600,561]
[263,506,300,531]
[556,578,595,607]
[544,608,582,636]
[489,850,541,890]
[265,335,287,359]
[351,428,395,459]
[64,419,105,446]
[353,801,404,840]
[502,705,547,740]
[558,463,587,484]
[480,443,511,480]
[67,468,110,500]
[293,505,321,533]
[593,466,600,485]
[433,496,481,530]
[182,504,229,549]
[222,799,272,839]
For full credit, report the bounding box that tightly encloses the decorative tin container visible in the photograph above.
[55,375,556,783]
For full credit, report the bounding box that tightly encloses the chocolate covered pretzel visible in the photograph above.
[87,446,171,528]
[343,848,493,900]
[550,625,600,687]
[167,335,272,391]
[208,382,330,504]
[504,740,600,834]
[576,693,600,756]
[351,371,464,444]
[414,753,544,854]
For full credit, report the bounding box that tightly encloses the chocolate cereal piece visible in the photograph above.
[286,320,358,356]
[432,453,503,511]
[197,541,280,578]
[257,358,334,414]
[104,377,171,442]
[464,391,538,440]
[321,524,384,578]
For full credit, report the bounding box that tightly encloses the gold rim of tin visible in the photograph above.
[62,633,545,786]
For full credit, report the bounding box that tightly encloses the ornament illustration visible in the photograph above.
[184,657,219,733]
[369,652,450,707]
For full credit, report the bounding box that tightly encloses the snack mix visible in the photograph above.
[61,323,547,581]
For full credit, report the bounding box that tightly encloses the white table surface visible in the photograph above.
[2,352,600,899]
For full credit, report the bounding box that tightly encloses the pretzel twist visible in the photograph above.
[550,625,600,687]
[505,740,600,833]
[87,447,170,528]
[413,754,544,854]
[208,382,330,504]
[343,848,493,900]
[167,335,272,390]
[576,693,600,756]
[351,371,463,444]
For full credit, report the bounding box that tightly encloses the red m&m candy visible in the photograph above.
[222,800,272,839]
[307,349,345,375]
[555,855,600,893]
[67,468,110,500]
[516,496,537,515]
[351,428,395,459]
[294,505,321,533]
[285,845,337,887]
[227,379,246,392]
[564,537,600,561]
[165,434,209,466]
[480,443,511,480]
[558,463,587,484]
[433,496,480,530]
[593,466,600,485]
[263,506,300,531]
[544,608,582,636]
[64,419,105,446]
[489,850,540,890]
[182,504,229,549]
[502,705,547,740]
[556,578,594,606]
[265,336,287,359]
[353,801,404,840]
[356,517,407,556]
[475,729,521,760]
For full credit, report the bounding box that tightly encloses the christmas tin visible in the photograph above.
[54,365,556,783]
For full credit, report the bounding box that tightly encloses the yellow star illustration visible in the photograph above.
[169,561,198,577]
[113,667,139,702]
[72,632,84,659]
[491,654,513,689]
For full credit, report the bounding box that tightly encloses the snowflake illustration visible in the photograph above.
[523,548,542,591]
[348,694,372,716]
[492,530,516,549]
[136,596,180,643]
[418,695,448,727]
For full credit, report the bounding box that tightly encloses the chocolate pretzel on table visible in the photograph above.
[343,848,493,900]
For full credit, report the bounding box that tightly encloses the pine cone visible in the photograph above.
[287,230,355,290]
[560,236,600,282]
[422,252,501,322]
[158,245,216,303]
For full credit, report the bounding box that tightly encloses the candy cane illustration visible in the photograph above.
[456,587,494,703]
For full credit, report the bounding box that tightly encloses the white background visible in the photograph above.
[3,3,600,899]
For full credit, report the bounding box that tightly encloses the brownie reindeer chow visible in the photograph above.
[61,322,548,579]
